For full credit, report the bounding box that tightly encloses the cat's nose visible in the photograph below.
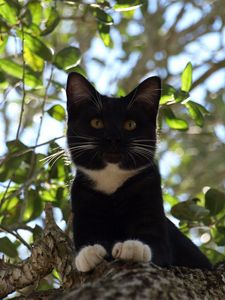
[104,136,121,145]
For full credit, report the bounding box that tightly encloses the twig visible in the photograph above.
[0,135,65,165]
[35,65,54,146]
[0,178,13,210]
[0,225,32,250]
[15,24,26,140]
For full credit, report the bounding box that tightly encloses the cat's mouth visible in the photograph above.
[103,152,122,163]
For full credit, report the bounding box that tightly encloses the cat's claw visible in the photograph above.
[75,244,107,272]
[112,240,152,262]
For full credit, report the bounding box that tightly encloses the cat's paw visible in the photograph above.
[112,240,152,263]
[75,244,107,272]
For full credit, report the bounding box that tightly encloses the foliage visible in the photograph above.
[0,0,225,292]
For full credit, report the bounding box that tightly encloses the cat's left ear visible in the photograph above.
[128,76,161,113]
[66,72,100,109]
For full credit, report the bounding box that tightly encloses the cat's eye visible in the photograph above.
[124,120,137,131]
[90,118,104,129]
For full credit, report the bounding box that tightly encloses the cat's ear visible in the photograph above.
[128,76,161,112]
[66,72,101,109]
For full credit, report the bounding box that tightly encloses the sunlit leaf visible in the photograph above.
[0,34,8,54]
[0,237,18,258]
[160,84,176,104]
[91,7,113,25]
[47,104,65,121]
[41,7,60,35]
[24,46,44,72]
[66,65,86,77]
[185,101,204,127]
[163,107,189,130]
[175,90,189,103]
[0,196,19,213]
[201,247,225,265]
[0,58,43,88]
[181,62,193,92]
[54,47,81,70]
[164,193,179,206]
[27,0,42,26]
[23,32,53,61]
[23,189,44,222]
[98,23,113,47]
[114,0,145,11]
[160,95,175,105]
[205,188,225,216]
[0,0,19,25]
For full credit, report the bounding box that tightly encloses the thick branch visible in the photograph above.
[59,261,225,300]
[0,204,76,298]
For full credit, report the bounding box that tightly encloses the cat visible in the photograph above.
[66,72,212,272]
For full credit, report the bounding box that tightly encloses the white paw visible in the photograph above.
[112,240,152,262]
[75,244,107,272]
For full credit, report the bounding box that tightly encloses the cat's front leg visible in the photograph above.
[75,244,107,272]
[112,240,152,263]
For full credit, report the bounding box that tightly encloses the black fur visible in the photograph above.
[66,72,212,269]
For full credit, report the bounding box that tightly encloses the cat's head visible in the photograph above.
[66,72,161,170]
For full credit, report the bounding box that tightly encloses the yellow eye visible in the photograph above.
[124,120,137,131]
[90,118,104,129]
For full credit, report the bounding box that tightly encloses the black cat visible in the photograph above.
[66,72,212,272]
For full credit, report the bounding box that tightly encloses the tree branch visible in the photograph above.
[0,204,76,298]
[192,59,225,89]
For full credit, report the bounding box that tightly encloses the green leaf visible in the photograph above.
[23,189,44,222]
[185,101,204,127]
[0,58,43,88]
[171,200,210,221]
[66,65,86,77]
[6,140,28,153]
[160,84,176,104]
[27,0,42,26]
[0,71,8,89]
[114,0,145,11]
[205,188,225,216]
[23,32,53,61]
[47,104,65,121]
[0,237,18,258]
[0,196,19,213]
[0,140,34,183]
[41,7,60,36]
[54,47,81,70]
[0,34,8,54]
[211,226,225,246]
[160,95,175,105]
[201,247,225,265]
[164,193,179,206]
[0,0,19,25]
[163,107,189,130]
[91,7,113,25]
[175,90,189,103]
[24,46,44,72]
[181,62,193,92]
[98,23,113,47]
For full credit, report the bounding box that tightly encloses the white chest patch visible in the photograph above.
[79,163,139,195]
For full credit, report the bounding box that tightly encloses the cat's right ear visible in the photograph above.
[66,72,100,109]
